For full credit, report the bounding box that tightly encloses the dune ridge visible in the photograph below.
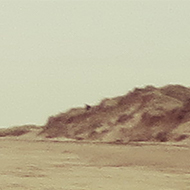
[37,84,190,143]
[1,85,190,144]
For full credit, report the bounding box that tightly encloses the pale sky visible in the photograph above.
[0,0,190,127]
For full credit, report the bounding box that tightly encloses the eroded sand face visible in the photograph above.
[0,139,190,190]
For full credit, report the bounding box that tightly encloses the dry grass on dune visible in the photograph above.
[40,85,190,143]
[0,125,41,137]
[1,85,190,144]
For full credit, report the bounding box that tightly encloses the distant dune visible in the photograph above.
[1,85,190,144]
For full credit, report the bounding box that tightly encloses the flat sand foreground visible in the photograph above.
[0,139,190,190]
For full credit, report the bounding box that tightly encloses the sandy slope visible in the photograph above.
[42,85,190,143]
[0,139,190,190]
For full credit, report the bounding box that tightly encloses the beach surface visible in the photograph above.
[0,138,190,190]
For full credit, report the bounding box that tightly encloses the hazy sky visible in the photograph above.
[1,0,190,127]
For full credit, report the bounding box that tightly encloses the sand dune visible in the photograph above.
[40,85,190,143]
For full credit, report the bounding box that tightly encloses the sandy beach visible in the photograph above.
[0,139,190,190]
